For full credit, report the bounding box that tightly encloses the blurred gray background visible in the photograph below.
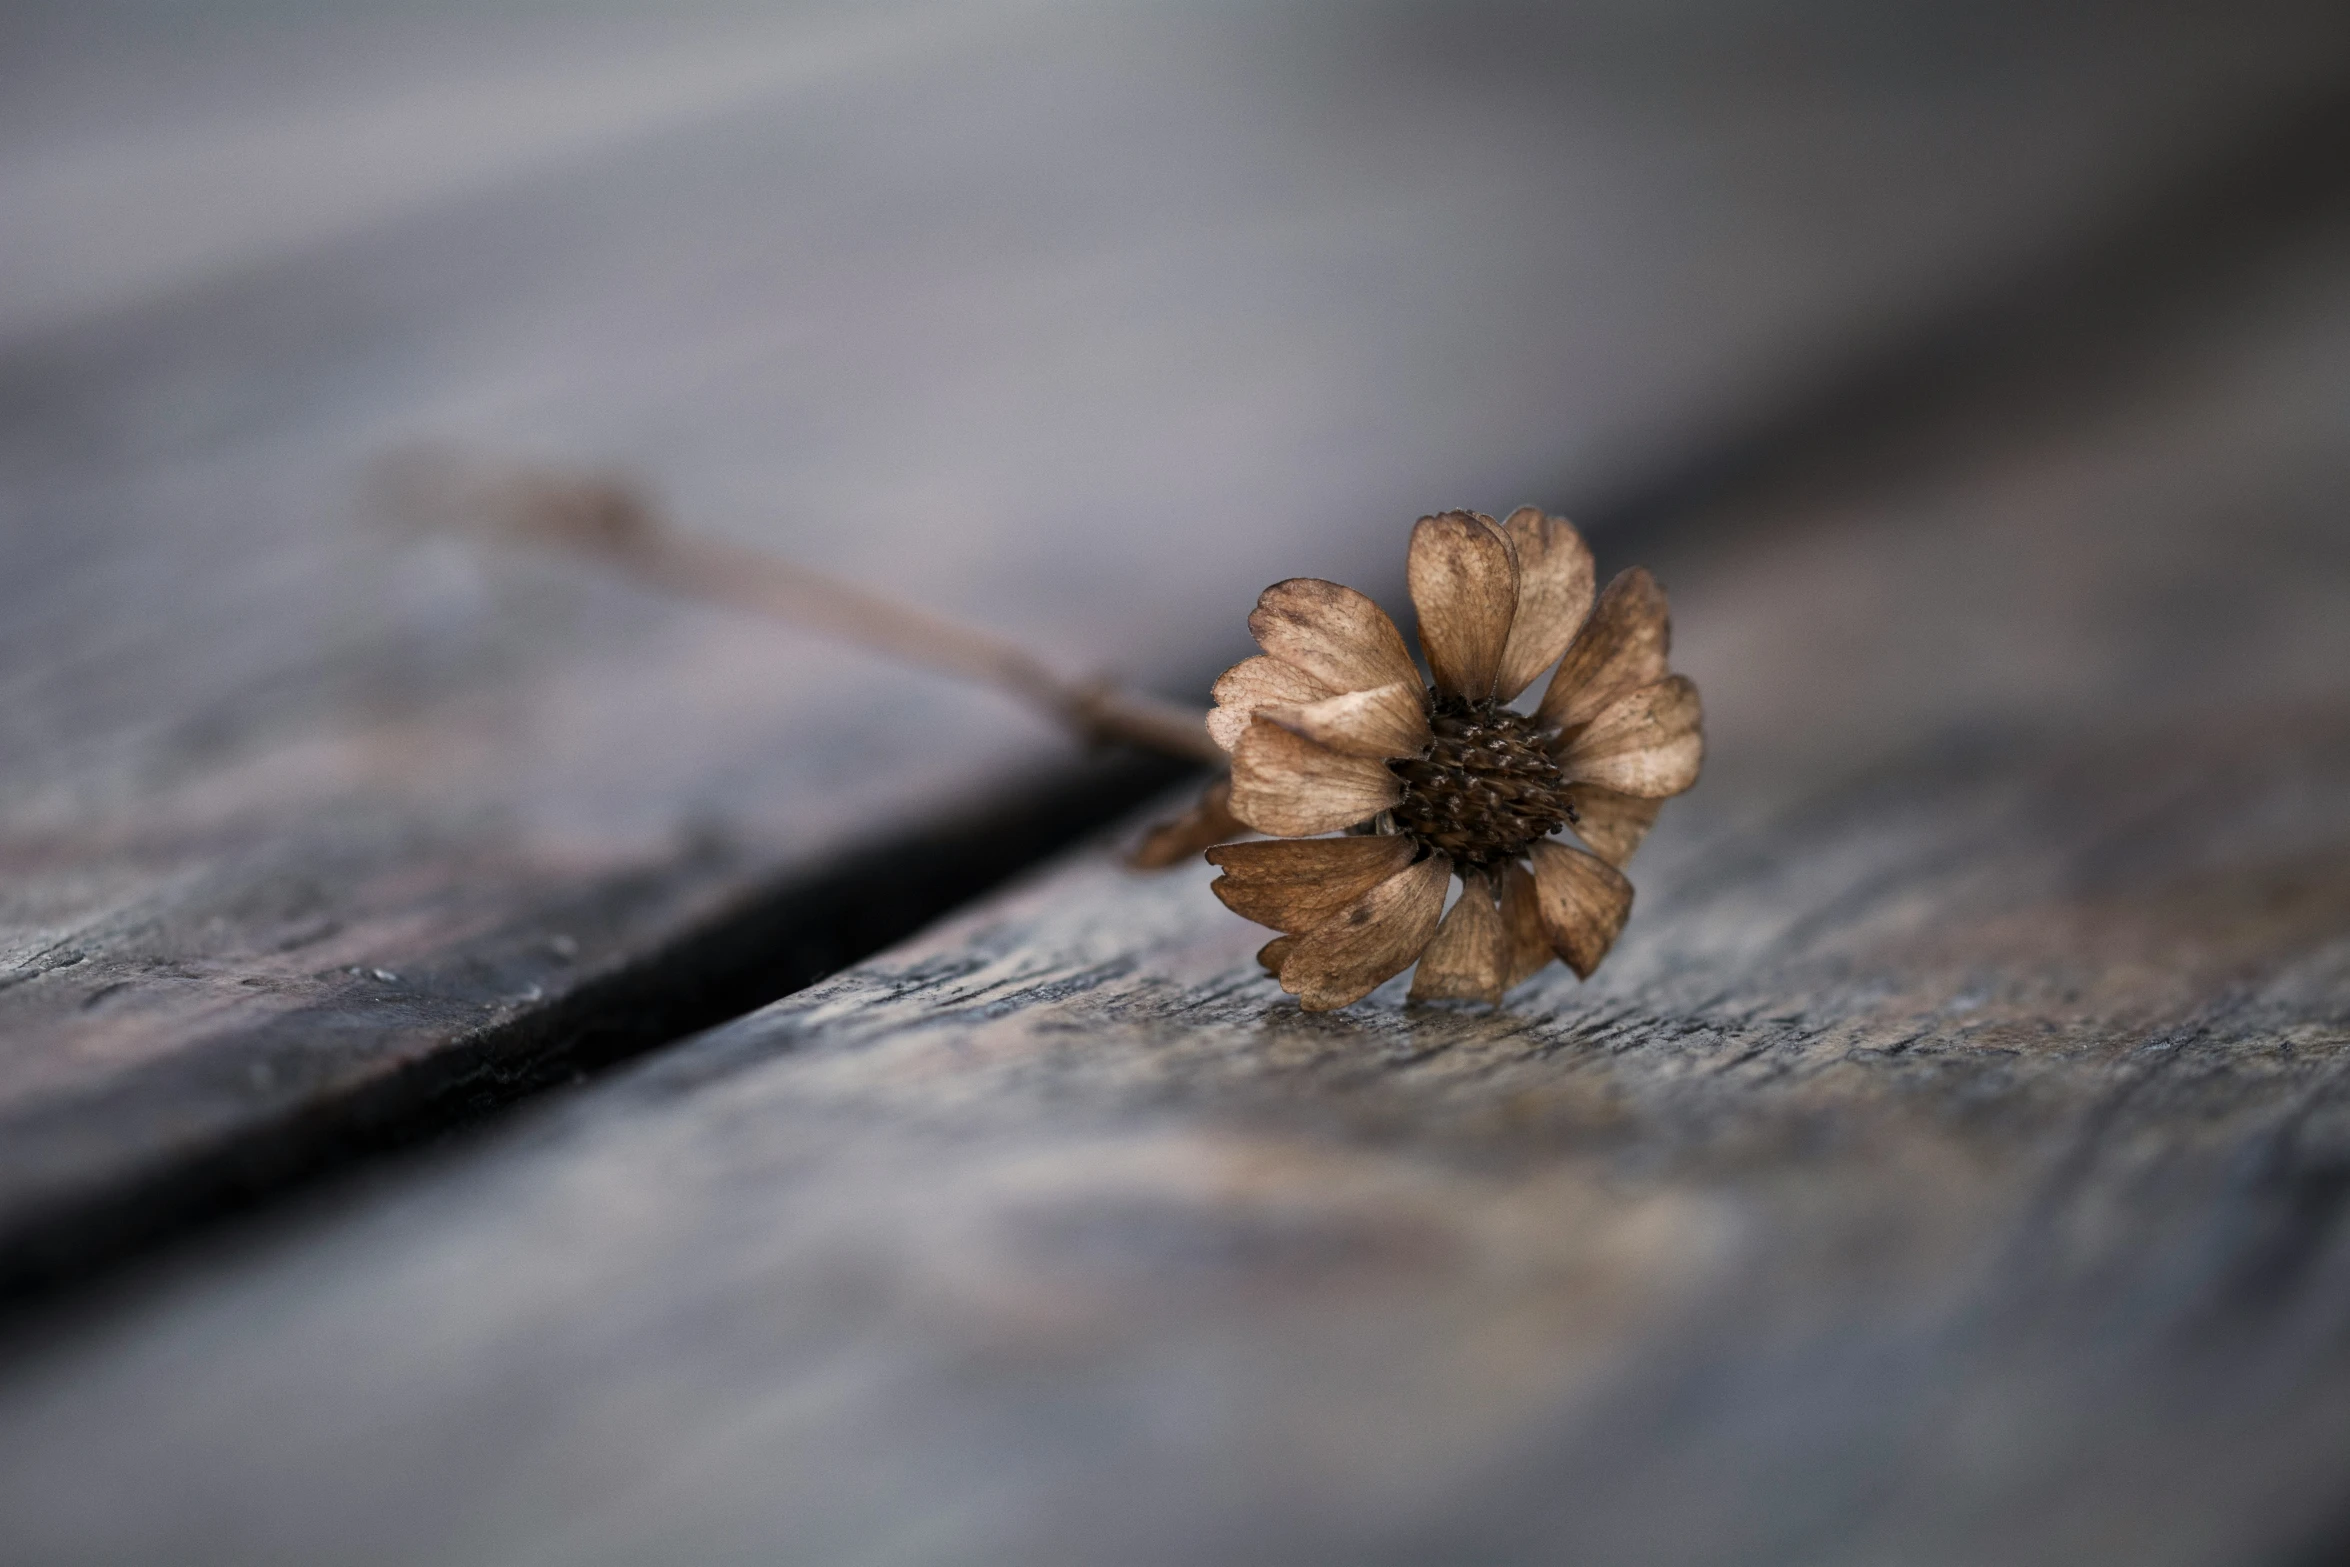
[4,0,2342,857]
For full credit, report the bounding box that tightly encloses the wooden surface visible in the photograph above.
[2,149,2346,1563]
[11,1,2347,1286]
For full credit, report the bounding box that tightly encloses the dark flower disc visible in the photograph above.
[1388,698,1576,870]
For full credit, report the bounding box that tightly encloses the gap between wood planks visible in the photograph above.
[5,71,2348,1318]
[0,751,1191,1304]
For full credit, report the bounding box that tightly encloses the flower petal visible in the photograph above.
[1207,833,1418,933]
[1492,508,1596,702]
[1563,782,1661,867]
[1127,777,1248,868]
[1496,861,1555,987]
[1408,511,1519,701]
[1528,839,1634,979]
[1557,675,1703,799]
[1279,853,1451,1011]
[1207,655,1337,754]
[1228,716,1404,835]
[1248,578,1421,696]
[1408,873,1507,1003]
[1265,681,1431,759]
[1536,567,1670,733]
[1256,935,1297,974]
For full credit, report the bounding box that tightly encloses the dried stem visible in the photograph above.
[372,450,1227,768]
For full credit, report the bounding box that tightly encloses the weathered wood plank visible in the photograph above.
[12,1,2343,1283]
[2,187,2344,1563]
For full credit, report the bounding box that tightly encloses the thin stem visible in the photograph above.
[373,450,1228,768]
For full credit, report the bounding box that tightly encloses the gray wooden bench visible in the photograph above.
[4,4,2349,1562]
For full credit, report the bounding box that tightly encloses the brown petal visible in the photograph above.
[1528,840,1634,979]
[1207,655,1337,754]
[1207,833,1418,933]
[1537,567,1670,733]
[1408,511,1519,702]
[1408,873,1508,1003]
[1127,777,1248,869]
[1496,861,1555,987]
[1563,783,1662,867]
[1492,508,1596,702]
[1556,675,1704,799]
[1256,935,1297,974]
[1265,681,1431,759]
[1228,716,1404,835]
[1279,853,1451,1011]
[1249,578,1421,696]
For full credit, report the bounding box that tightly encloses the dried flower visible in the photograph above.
[390,455,1698,1015]
[1204,509,1702,1010]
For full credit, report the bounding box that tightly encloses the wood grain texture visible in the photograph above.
[1,196,2344,1564]
[12,0,2346,1281]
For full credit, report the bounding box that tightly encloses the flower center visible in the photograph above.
[1387,698,1576,871]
